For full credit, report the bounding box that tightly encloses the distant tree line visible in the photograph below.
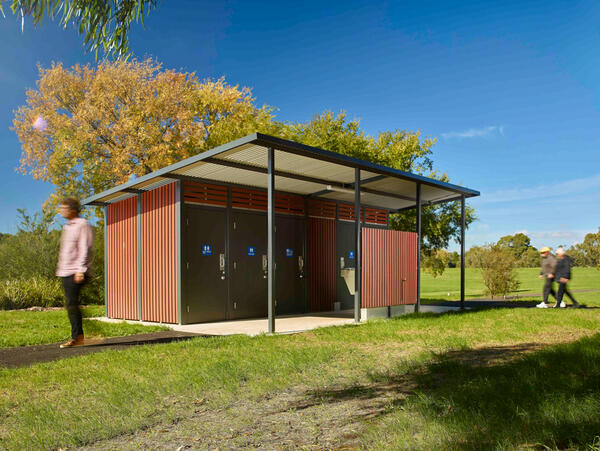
[465,230,600,269]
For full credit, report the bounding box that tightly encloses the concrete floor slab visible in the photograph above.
[94,312,356,336]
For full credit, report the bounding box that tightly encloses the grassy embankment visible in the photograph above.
[2,307,600,449]
[421,266,600,304]
[0,305,167,348]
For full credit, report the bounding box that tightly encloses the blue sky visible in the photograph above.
[1,0,599,250]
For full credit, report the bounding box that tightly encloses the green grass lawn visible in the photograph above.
[2,307,600,449]
[421,266,600,302]
[0,305,168,348]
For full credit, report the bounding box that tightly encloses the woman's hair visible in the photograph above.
[60,197,81,214]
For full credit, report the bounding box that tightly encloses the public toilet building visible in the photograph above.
[83,133,479,332]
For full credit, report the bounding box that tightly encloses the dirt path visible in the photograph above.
[0,331,204,368]
[74,342,550,451]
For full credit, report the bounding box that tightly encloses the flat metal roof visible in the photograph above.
[82,133,479,210]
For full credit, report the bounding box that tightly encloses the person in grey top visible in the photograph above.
[536,247,557,308]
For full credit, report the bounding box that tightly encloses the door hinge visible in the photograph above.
[233,261,237,270]
[187,305,190,313]
[233,301,237,310]
[186,261,189,269]
[233,221,237,230]
[186,218,189,226]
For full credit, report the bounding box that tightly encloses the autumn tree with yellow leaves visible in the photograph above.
[13,58,474,274]
[12,58,276,208]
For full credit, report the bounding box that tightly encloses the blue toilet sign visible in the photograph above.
[247,246,256,256]
[349,250,355,259]
[202,244,212,256]
[286,248,294,257]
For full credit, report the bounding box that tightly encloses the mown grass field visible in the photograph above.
[2,305,600,449]
[0,305,167,347]
[421,266,600,303]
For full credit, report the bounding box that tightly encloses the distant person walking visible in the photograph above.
[56,198,94,348]
[554,246,580,309]
[536,246,557,308]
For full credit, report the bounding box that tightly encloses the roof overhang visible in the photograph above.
[82,133,479,210]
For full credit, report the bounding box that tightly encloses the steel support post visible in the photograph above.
[460,195,466,310]
[354,168,362,323]
[267,147,276,334]
[415,183,422,313]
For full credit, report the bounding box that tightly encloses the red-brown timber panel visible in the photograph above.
[141,182,178,323]
[308,199,336,219]
[106,197,138,320]
[361,228,417,308]
[337,203,388,225]
[231,188,305,215]
[308,217,337,312]
[183,181,227,207]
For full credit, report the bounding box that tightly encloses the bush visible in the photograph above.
[0,277,64,309]
[478,245,520,298]
[0,209,105,308]
[0,276,103,310]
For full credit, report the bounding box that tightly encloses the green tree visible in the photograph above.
[518,247,540,268]
[1,0,158,59]
[280,111,476,275]
[497,233,532,260]
[0,208,104,304]
[465,245,485,268]
[568,228,600,267]
[478,244,520,299]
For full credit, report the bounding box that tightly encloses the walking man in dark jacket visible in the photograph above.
[536,246,557,308]
[554,247,580,308]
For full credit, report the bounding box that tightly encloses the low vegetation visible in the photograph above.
[2,306,600,449]
[0,305,167,348]
[421,266,599,303]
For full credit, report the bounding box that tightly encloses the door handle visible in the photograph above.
[262,254,268,272]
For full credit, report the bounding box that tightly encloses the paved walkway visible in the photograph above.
[0,331,202,369]
[95,311,356,336]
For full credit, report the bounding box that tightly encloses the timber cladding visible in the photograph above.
[361,228,418,307]
[141,182,178,323]
[106,196,139,320]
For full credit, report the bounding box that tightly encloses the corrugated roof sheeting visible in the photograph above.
[319,191,413,210]
[215,145,380,185]
[83,134,479,209]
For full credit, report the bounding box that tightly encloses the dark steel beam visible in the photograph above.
[267,148,275,334]
[361,187,415,202]
[393,196,462,213]
[354,168,362,324]
[460,195,466,310]
[348,174,387,186]
[415,183,422,313]
[205,157,348,189]
[207,157,415,202]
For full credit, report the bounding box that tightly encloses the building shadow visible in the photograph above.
[287,334,600,448]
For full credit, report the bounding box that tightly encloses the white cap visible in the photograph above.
[556,246,565,255]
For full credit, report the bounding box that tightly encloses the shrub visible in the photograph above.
[478,245,520,298]
[0,277,64,310]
